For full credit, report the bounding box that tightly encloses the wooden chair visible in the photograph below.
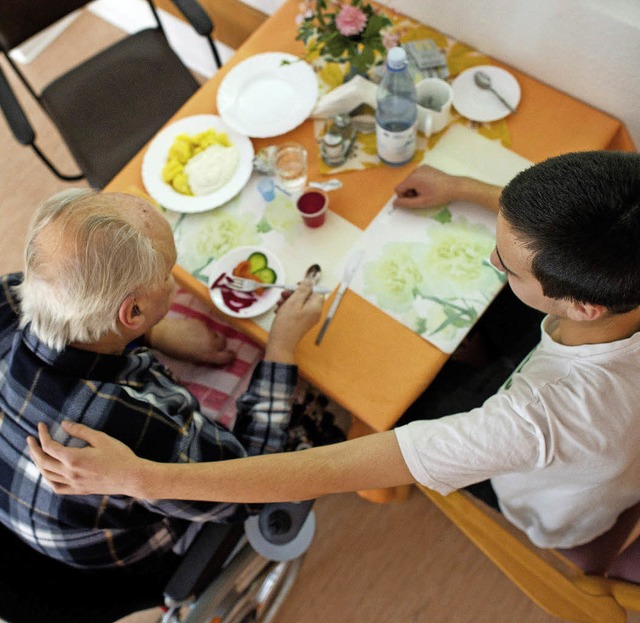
[420,486,640,623]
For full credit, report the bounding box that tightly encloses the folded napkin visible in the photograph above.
[312,75,442,137]
[312,75,377,118]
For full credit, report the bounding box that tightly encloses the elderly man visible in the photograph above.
[0,190,323,584]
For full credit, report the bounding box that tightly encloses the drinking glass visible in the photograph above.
[274,142,307,194]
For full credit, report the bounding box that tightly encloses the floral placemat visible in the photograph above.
[336,124,533,353]
[299,3,512,175]
[347,198,506,353]
[134,176,361,332]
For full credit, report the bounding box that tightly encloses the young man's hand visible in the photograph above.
[27,422,143,497]
[393,164,503,213]
[265,279,324,364]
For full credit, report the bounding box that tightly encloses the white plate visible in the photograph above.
[207,246,285,318]
[217,52,318,138]
[452,65,521,122]
[142,115,254,213]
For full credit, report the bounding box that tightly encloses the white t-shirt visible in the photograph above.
[395,316,640,548]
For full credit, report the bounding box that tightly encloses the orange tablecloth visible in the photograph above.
[106,0,635,434]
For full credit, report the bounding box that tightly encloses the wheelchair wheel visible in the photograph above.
[172,542,305,623]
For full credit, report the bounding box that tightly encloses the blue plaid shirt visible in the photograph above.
[0,273,297,569]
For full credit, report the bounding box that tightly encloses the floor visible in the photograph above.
[0,9,634,623]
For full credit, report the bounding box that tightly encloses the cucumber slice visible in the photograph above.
[253,267,277,284]
[248,252,268,273]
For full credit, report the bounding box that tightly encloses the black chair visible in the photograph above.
[0,501,315,623]
[0,0,222,188]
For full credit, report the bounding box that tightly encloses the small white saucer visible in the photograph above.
[452,65,521,122]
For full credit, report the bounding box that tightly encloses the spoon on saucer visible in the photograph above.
[474,70,516,113]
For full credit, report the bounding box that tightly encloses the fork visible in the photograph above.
[224,276,332,294]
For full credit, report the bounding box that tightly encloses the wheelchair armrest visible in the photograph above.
[0,64,35,145]
[169,0,214,37]
[163,522,245,605]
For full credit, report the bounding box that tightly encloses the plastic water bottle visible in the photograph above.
[375,46,417,166]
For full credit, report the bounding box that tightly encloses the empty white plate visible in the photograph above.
[452,65,521,122]
[217,52,319,138]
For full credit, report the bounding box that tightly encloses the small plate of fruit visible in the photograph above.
[208,246,284,318]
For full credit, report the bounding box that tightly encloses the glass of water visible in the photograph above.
[274,142,308,194]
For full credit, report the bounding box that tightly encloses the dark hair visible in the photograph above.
[500,151,640,314]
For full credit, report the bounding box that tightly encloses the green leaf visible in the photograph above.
[364,13,390,38]
[431,207,452,224]
[256,218,272,233]
[325,34,348,58]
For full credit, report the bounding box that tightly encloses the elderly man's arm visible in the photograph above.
[233,280,325,455]
[144,316,236,365]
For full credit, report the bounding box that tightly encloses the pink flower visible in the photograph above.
[335,5,367,37]
[382,31,399,50]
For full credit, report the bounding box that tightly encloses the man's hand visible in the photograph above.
[393,164,503,213]
[27,422,143,497]
[146,317,235,365]
[265,279,324,364]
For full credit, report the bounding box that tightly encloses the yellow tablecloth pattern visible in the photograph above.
[307,7,512,175]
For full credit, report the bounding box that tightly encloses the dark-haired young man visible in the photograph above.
[30,151,640,550]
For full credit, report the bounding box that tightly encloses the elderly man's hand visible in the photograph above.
[146,317,235,365]
[27,422,142,497]
[265,279,324,364]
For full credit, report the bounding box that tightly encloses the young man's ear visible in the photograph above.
[566,300,605,322]
[118,295,145,330]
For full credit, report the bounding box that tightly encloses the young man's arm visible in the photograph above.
[393,165,503,213]
[28,423,414,502]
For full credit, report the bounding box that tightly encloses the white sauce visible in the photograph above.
[185,144,239,195]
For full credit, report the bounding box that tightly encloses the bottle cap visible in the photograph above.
[387,46,407,70]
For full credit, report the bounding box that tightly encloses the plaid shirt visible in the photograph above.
[0,273,297,569]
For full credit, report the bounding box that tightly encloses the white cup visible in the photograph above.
[416,78,453,137]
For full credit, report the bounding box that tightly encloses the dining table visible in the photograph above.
[105,0,636,502]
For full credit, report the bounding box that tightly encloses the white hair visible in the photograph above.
[16,189,167,350]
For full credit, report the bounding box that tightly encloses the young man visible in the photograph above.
[30,151,640,551]
[0,188,324,579]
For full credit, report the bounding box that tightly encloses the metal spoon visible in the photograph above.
[309,179,343,191]
[473,70,515,113]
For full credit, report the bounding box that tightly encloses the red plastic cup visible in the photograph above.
[296,188,328,228]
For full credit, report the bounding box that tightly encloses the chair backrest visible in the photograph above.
[420,486,640,623]
[0,1,92,52]
[0,0,219,187]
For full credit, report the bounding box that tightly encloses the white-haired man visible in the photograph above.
[0,190,323,610]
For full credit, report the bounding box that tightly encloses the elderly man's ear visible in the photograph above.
[118,295,146,331]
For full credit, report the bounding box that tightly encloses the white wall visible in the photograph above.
[255,0,640,148]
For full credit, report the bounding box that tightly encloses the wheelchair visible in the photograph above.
[0,501,315,623]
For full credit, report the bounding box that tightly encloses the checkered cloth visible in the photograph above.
[154,290,351,444]
[152,289,264,429]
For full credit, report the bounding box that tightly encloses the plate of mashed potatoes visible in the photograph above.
[142,114,254,213]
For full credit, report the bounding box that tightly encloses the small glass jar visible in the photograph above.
[321,114,355,167]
